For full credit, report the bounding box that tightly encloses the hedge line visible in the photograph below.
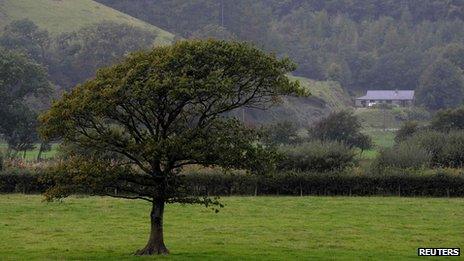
[2,170,464,197]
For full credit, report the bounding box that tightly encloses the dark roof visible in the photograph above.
[356,90,414,100]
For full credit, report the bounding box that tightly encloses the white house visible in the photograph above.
[355,90,415,107]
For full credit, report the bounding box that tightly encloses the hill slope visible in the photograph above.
[245,76,353,126]
[0,0,174,45]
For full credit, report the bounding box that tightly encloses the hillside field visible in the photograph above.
[0,195,463,260]
[0,0,174,45]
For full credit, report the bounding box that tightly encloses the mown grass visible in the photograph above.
[0,195,462,260]
[358,129,395,161]
[0,0,174,44]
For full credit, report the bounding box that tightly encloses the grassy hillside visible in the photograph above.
[0,0,174,45]
[245,76,353,126]
[1,195,463,259]
[291,76,353,111]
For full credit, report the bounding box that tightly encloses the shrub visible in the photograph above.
[392,107,431,122]
[372,141,431,171]
[395,121,421,143]
[309,110,372,150]
[387,130,464,168]
[431,106,464,132]
[277,140,357,172]
[260,121,301,146]
[0,170,49,193]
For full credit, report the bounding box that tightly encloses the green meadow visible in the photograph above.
[0,195,462,260]
[0,143,58,161]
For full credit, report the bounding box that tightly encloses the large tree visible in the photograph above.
[416,59,464,110]
[0,19,50,65]
[309,110,372,150]
[0,49,50,153]
[39,40,302,255]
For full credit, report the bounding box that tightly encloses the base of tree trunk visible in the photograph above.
[134,244,169,256]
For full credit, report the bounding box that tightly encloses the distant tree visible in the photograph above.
[50,22,156,89]
[190,25,236,40]
[309,111,372,150]
[261,121,300,146]
[1,103,39,157]
[0,19,50,64]
[39,40,302,255]
[368,50,423,90]
[443,43,464,71]
[0,49,50,158]
[430,106,464,132]
[326,61,352,88]
[416,59,464,110]
[395,121,420,143]
[0,49,50,106]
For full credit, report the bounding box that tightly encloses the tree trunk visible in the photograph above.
[135,199,169,255]
[37,143,44,161]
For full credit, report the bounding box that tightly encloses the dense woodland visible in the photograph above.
[97,0,464,101]
[2,0,464,158]
[2,1,464,110]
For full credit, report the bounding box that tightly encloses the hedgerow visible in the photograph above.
[2,168,463,197]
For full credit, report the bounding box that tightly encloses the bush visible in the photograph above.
[260,121,301,146]
[385,130,464,168]
[277,140,357,172]
[372,141,431,170]
[392,107,431,122]
[431,106,464,132]
[0,170,49,193]
[309,110,372,150]
[395,121,421,143]
[409,131,464,167]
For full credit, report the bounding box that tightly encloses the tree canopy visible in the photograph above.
[98,0,464,93]
[430,106,464,132]
[39,40,302,255]
[416,59,464,110]
[309,110,372,150]
[0,49,50,154]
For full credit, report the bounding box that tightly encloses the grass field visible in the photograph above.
[0,195,462,260]
[355,108,402,130]
[0,143,58,161]
[0,0,174,45]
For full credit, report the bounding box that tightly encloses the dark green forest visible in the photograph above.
[97,0,464,98]
[3,0,464,109]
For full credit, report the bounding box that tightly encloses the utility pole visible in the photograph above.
[382,104,387,131]
[221,0,224,27]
